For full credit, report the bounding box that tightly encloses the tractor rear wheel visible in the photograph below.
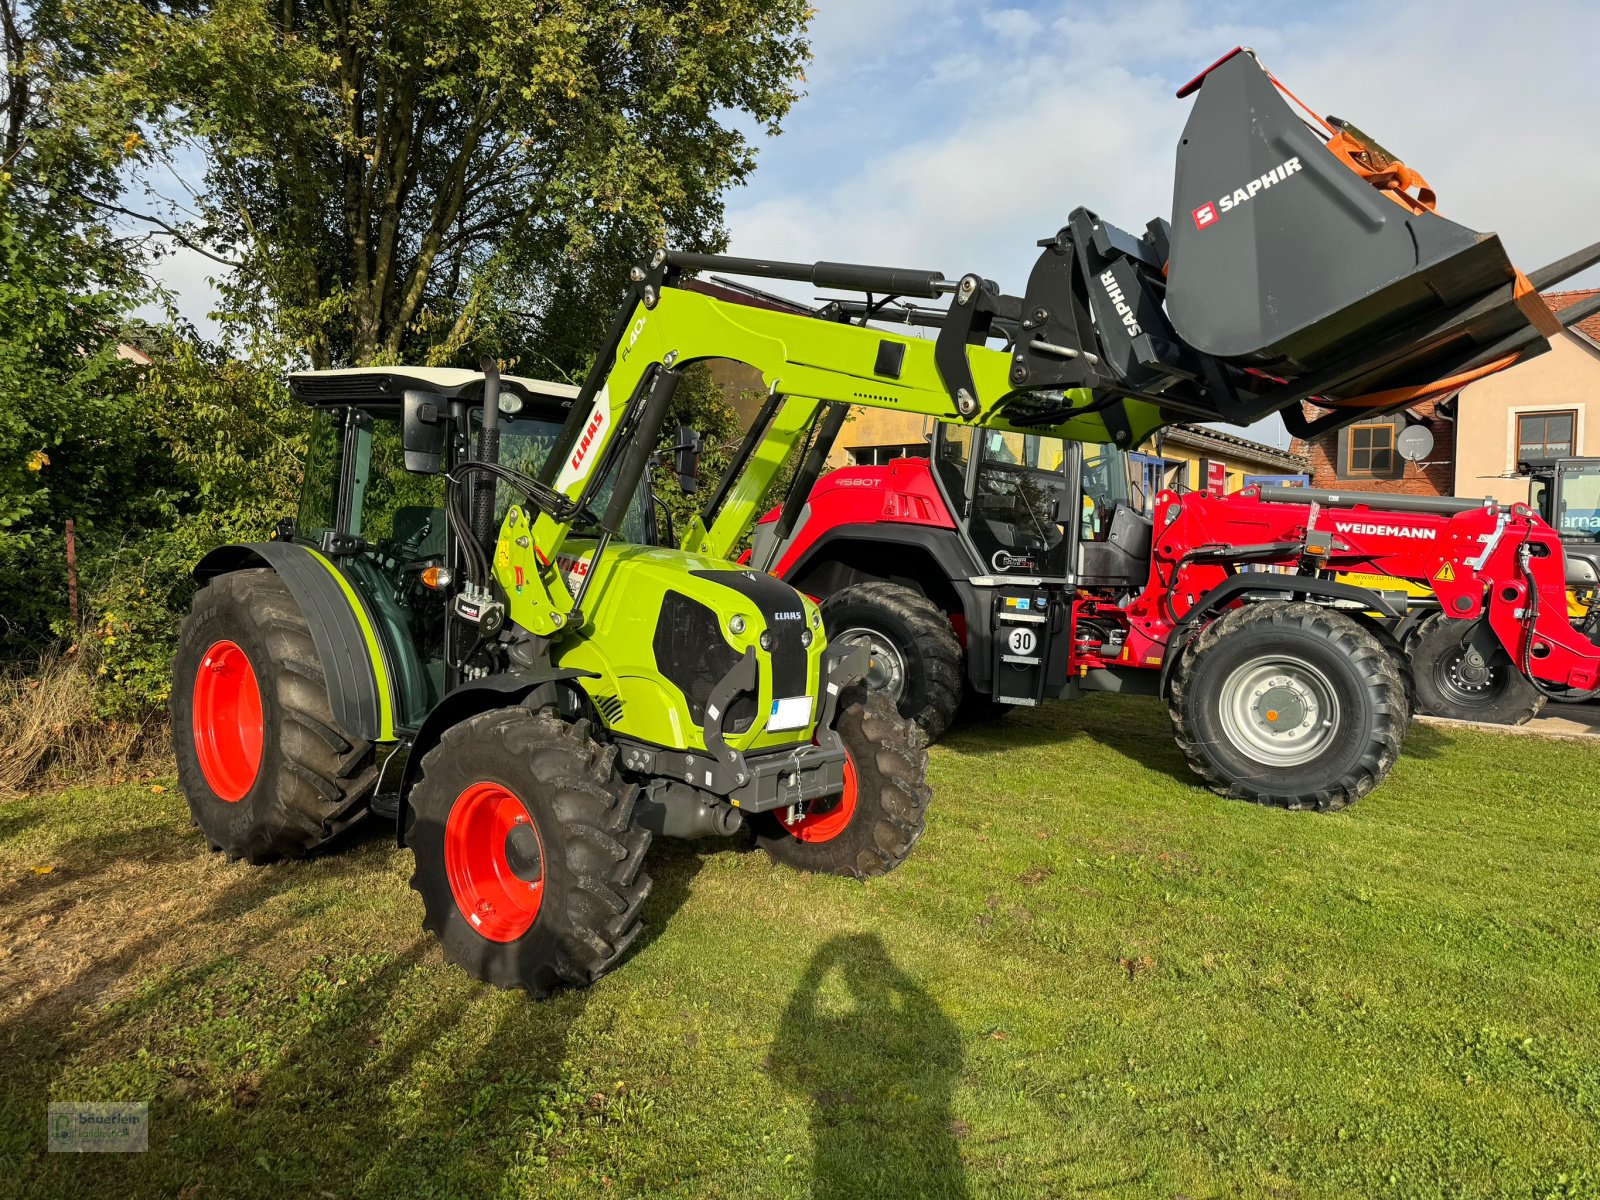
[405,708,652,995]
[1169,602,1407,812]
[1405,614,1546,725]
[172,569,378,862]
[821,582,963,740]
[755,687,931,879]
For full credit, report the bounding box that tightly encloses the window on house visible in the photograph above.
[1516,411,1576,461]
[846,443,930,467]
[1347,423,1396,476]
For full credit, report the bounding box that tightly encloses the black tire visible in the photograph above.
[755,687,931,879]
[172,569,378,862]
[406,708,651,995]
[1361,618,1417,722]
[1169,602,1407,812]
[821,582,963,741]
[1404,613,1546,725]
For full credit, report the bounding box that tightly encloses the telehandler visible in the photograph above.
[174,47,1596,991]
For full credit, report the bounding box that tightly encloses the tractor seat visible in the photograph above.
[1077,503,1154,589]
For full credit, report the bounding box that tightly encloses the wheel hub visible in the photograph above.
[836,627,906,703]
[191,639,265,803]
[503,820,544,884]
[444,782,546,942]
[1446,649,1495,693]
[1217,656,1340,768]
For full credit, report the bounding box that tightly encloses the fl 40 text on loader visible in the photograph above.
[173,48,1598,992]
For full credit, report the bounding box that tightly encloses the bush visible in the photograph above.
[76,342,305,716]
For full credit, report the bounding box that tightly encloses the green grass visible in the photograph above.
[1,696,1598,1199]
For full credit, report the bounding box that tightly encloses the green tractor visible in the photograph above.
[173,355,939,995]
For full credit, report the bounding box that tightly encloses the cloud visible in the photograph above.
[725,0,1600,447]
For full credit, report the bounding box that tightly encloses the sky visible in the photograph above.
[146,0,1600,445]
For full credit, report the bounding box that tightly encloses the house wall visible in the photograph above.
[1296,394,1455,497]
[1147,438,1306,494]
[1453,334,1600,506]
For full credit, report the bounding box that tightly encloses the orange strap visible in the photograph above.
[1267,72,1437,215]
[1317,354,1524,411]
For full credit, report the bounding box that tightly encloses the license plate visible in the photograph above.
[769,696,813,731]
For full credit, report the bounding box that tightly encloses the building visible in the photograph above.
[1453,289,1600,506]
[826,407,1305,505]
[1290,289,1600,503]
[1135,424,1308,504]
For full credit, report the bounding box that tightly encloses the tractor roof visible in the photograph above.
[287,366,582,408]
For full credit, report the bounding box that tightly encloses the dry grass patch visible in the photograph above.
[0,654,167,801]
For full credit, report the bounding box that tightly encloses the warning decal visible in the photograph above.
[1434,563,1455,582]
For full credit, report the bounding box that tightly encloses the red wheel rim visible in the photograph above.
[191,640,264,802]
[444,782,546,942]
[784,751,859,843]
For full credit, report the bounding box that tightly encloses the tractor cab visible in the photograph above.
[1521,456,1600,597]
[283,367,650,731]
[1523,457,1600,544]
[928,423,1150,591]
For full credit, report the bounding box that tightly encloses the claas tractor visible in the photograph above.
[173,45,1597,991]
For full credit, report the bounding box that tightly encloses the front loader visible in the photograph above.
[173,46,1596,990]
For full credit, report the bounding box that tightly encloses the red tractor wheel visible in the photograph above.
[755,687,930,879]
[172,570,378,862]
[406,709,652,994]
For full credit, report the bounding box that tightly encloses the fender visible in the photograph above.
[393,669,595,845]
[195,542,398,741]
[1157,575,1406,698]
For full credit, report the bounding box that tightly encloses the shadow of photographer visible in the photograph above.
[771,933,969,1199]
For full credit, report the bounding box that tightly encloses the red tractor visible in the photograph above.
[749,426,1600,811]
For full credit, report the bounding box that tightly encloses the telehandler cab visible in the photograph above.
[174,46,1597,990]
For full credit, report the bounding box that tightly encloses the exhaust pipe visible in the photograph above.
[472,356,501,551]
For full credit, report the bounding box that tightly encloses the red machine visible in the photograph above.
[752,431,1600,811]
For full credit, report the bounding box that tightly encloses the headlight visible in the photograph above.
[800,629,813,647]
[759,630,773,651]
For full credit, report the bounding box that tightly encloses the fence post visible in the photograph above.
[65,518,80,628]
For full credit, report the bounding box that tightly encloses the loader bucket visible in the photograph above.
[1164,48,1560,412]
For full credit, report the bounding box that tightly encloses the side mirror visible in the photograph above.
[402,389,448,474]
[672,426,702,494]
[1052,489,1078,525]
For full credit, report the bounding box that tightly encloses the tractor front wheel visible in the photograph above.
[1405,614,1546,725]
[1169,602,1407,812]
[754,687,931,879]
[172,569,378,862]
[406,709,652,995]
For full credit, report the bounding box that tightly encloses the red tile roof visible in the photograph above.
[1543,288,1600,344]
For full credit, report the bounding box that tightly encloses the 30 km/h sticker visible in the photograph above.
[1007,627,1038,656]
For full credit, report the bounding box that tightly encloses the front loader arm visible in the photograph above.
[507,280,1170,619]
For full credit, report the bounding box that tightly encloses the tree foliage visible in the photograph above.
[82,0,811,368]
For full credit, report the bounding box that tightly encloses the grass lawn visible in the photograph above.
[1,695,1597,1199]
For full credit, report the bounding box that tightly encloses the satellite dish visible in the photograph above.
[1397,424,1434,463]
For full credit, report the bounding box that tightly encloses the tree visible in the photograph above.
[85,0,811,368]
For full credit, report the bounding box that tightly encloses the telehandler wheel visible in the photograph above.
[1404,614,1546,725]
[406,709,652,996]
[754,687,931,879]
[172,569,378,863]
[821,582,963,740]
[1169,602,1407,812]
